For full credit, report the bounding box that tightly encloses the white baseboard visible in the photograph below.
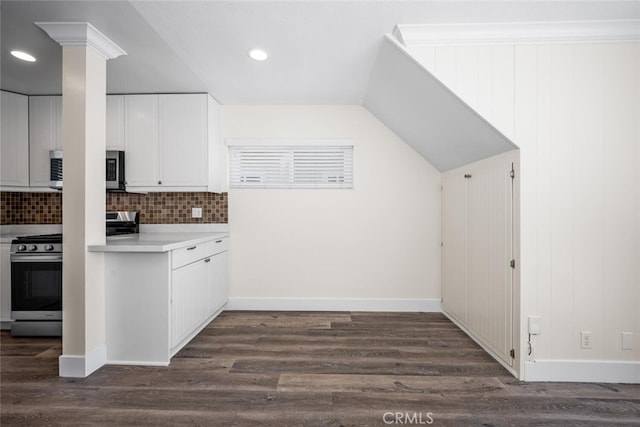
[525,360,640,384]
[59,345,107,378]
[226,297,442,312]
[106,360,169,367]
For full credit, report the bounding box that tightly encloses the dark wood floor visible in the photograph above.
[1,311,639,426]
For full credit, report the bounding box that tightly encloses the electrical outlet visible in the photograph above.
[622,332,633,350]
[191,207,202,218]
[581,331,592,349]
[528,316,542,335]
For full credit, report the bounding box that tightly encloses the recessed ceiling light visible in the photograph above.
[248,49,268,61]
[11,50,36,62]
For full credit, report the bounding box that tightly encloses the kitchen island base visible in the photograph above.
[99,235,228,366]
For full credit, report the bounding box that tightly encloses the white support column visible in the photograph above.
[35,22,125,377]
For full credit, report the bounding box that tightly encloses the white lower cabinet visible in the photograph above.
[104,237,228,365]
[171,239,228,351]
[171,257,207,349]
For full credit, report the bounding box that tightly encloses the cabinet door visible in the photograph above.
[29,96,62,187]
[207,251,228,314]
[158,94,208,186]
[0,91,29,187]
[171,259,208,349]
[106,95,125,151]
[124,95,159,187]
[0,244,11,324]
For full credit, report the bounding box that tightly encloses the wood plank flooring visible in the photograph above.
[1,311,639,426]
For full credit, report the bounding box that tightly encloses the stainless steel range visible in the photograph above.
[10,233,62,336]
[9,211,140,337]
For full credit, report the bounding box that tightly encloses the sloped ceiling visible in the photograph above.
[363,35,518,172]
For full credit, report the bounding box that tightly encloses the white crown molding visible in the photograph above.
[35,22,127,59]
[394,20,640,46]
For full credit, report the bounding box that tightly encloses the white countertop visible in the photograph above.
[88,232,229,253]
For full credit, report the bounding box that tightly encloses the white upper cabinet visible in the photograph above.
[124,93,222,192]
[106,95,125,151]
[124,95,159,187]
[29,96,62,188]
[159,94,208,187]
[0,91,29,188]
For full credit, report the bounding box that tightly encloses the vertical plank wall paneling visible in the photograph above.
[602,44,639,361]
[408,42,640,363]
[548,45,575,359]
[573,44,605,359]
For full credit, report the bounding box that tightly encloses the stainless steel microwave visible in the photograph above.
[49,150,126,191]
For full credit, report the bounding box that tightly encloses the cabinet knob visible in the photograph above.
[158,180,162,185]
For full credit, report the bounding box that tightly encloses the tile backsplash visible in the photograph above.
[106,192,228,224]
[1,192,62,225]
[1,192,228,225]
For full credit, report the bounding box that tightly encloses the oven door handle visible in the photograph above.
[10,255,63,262]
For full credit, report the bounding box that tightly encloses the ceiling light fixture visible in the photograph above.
[11,50,36,62]
[248,48,268,61]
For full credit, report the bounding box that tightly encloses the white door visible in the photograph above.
[441,172,467,324]
[208,251,228,314]
[0,91,29,187]
[465,157,514,366]
[124,95,159,187]
[442,150,517,367]
[106,95,125,151]
[29,96,62,187]
[158,94,208,187]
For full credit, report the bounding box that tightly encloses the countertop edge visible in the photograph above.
[88,232,229,253]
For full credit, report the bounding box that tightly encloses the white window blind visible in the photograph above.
[228,140,353,189]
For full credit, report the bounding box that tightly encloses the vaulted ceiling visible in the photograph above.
[2,1,638,104]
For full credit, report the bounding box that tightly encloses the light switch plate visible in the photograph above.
[191,207,202,218]
[528,316,542,335]
[622,332,633,350]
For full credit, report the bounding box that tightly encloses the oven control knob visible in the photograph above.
[28,245,38,251]
[18,245,27,251]
[44,245,55,251]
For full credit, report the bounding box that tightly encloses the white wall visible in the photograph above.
[407,42,640,376]
[222,105,442,310]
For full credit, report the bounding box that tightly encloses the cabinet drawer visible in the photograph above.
[208,237,228,256]
[171,238,228,270]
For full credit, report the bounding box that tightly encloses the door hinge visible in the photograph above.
[464,174,472,179]
[510,259,516,269]
[510,349,515,358]
[510,163,515,179]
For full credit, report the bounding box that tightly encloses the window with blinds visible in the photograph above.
[228,140,353,189]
